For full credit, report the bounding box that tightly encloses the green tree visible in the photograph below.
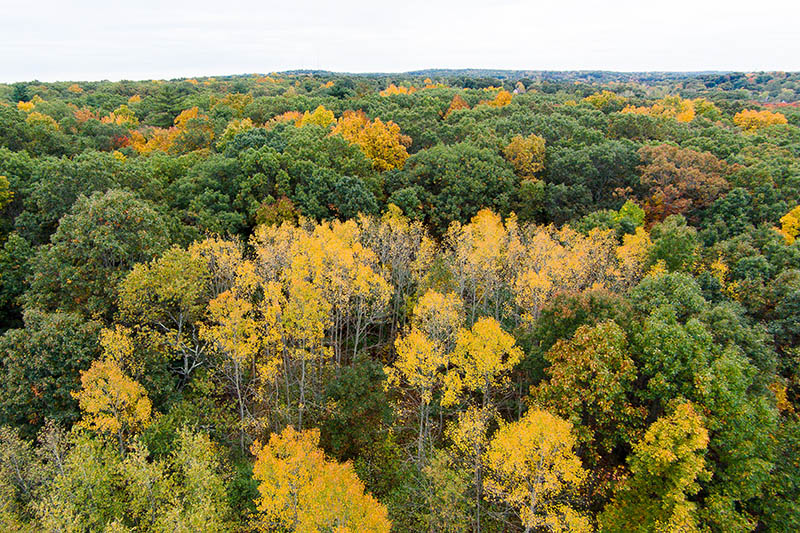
[26,190,173,319]
[601,402,709,533]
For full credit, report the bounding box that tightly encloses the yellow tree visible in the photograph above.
[358,204,434,339]
[188,235,245,298]
[613,227,653,290]
[73,358,152,454]
[622,96,696,122]
[504,133,546,178]
[101,104,138,128]
[297,105,335,128]
[445,209,521,322]
[778,205,800,244]
[281,280,332,429]
[252,426,390,533]
[511,227,566,324]
[733,109,788,132]
[447,405,495,533]
[386,328,449,465]
[584,90,628,112]
[201,289,262,452]
[483,409,591,533]
[380,83,414,96]
[411,289,464,350]
[481,90,512,107]
[443,317,523,409]
[282,219,390,365]
[332,111,411,171]
[512,225,618,325]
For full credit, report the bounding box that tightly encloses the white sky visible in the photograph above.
[1,0,799,82]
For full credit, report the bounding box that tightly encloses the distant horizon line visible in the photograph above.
[4,68,799,85]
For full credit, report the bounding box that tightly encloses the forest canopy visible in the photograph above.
[0,70,799,532]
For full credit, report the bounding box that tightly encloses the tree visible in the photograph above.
[483,409,591,533]
[444,94,470,117]
[26,190,173,319]
[533,321,644,478]
[386,142,517,235]
[0,309,101,435]
[333,111,411,171]
[636,307,714,406]
[297,105,335,128]
[251,426,390,533]
[647,215,699,272]
[778,205,800,244]
[446,406,494,533]
[600,402,709,533]
[637,144,730,222]
[155,427,232,532]
[39,427,231,532]
[118,246,211,382]
[201,289,262,452]
[584,90,628,113]
[733,109,788,132]
[442,317,523,409]
[503,133,546,178]
[0,425,42,528]
[73,358,152,454]
[386,328,448,465]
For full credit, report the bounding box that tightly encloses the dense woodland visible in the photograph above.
[0,70,799,532]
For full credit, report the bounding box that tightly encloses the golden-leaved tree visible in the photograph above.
[118,246,212,382]
[778,204,800,244]
[733,109,788,132]
[73,356,152,454]
[333,110,411,171]
[504,133,546,178]
[251,426,390,533]
[483,408,591,533]
[201,287,262,452]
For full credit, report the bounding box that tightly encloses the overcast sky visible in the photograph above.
[2,0,798,82]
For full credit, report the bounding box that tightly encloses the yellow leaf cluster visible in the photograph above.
[778,205,800,244]
[25,111,60,130]
[73,357,152,445]
[211,92,253,115]
[442,317,523,407]
[332,110,411,171]
[411,289,464,349]
[218,117,256,149]
[733,109,788,132]
[101,104,139,127]
[584,90,628,110]
[130,127,177,154]
[484,409,590,532]
[252,426,390,532]
[480,90,512,107]
[297,105,335,128]
[504,133,546,177]
[380,83,417,96]
[388,328,448,405]
[622,95,697,122]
